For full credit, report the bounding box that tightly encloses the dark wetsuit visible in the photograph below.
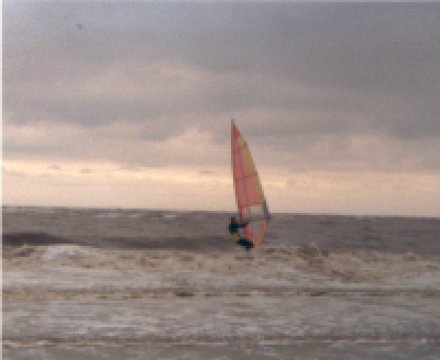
[228,221,254,250]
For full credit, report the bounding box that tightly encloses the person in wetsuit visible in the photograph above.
[228,217,254,250]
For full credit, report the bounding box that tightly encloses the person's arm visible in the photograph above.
[239,220,250,228]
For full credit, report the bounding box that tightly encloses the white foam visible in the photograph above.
[162,213,178,219]
[39,245,97,261]
[94,212,123,219]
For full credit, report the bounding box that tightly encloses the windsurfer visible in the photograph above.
[228,217,254,250]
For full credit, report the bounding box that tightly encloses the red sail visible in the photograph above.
[231,120,270,247]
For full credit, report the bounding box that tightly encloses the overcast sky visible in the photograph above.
[3,2,440,216]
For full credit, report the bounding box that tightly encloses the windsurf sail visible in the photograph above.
[231,119,270,247]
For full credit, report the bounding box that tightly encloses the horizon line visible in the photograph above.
[2,204,439,220]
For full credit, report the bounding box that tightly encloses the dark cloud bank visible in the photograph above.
[4,2,440,171]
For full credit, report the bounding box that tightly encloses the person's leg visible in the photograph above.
[236,238,254,250]
[244,239,254,251]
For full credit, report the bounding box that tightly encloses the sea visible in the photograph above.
[3,206,440,359]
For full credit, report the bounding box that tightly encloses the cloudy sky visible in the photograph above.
[3,2,440,216]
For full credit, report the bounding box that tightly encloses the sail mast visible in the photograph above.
[232,119,250,223]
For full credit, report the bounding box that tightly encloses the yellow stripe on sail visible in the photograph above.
[239,138,265,202]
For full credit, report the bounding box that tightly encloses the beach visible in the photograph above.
[3,206,440,359]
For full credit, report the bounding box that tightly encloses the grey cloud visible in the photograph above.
[3,2,440,172]
[48,164,61,171]
[3,169,27,178]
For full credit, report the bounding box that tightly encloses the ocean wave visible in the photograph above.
[4,243,440,288]
[94,212,125,219]
[162,213,178,220]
